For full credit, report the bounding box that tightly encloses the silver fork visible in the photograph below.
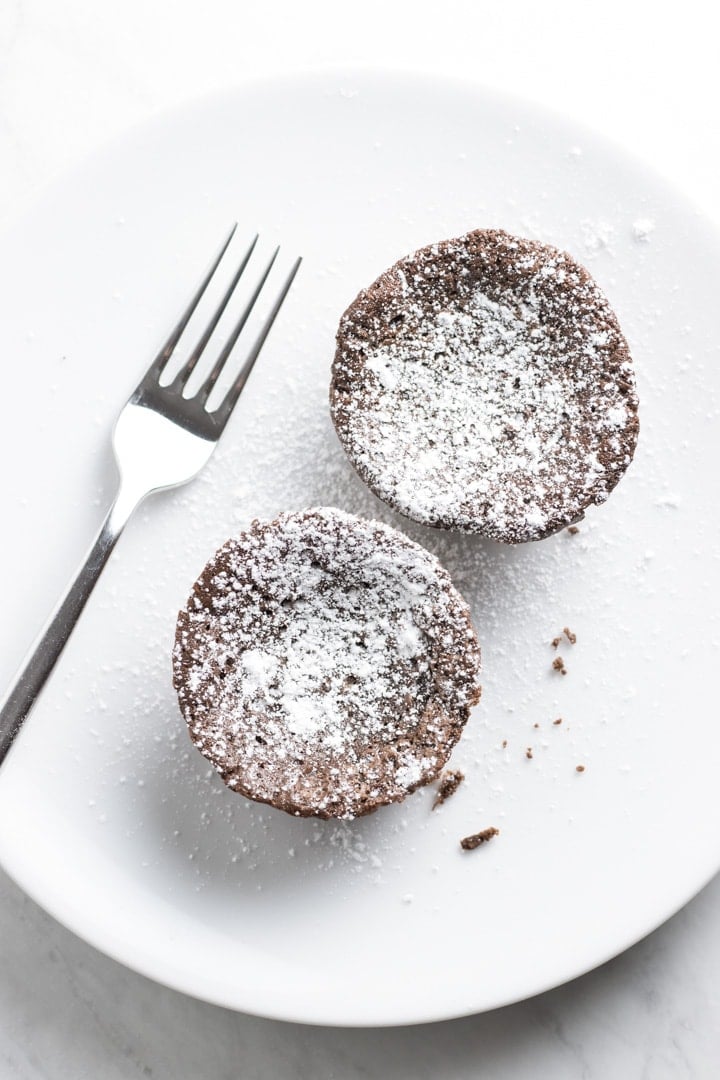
[0,225,301,765]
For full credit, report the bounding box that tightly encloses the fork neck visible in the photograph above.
[67,474,149,611]
[108,477,149,539]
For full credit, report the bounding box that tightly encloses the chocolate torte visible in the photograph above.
[172,507,481,819]
[330,229,639,543]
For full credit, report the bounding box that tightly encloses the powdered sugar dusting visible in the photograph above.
[173,508,481,819]
[632,217,656,242]
[331,230,638,543]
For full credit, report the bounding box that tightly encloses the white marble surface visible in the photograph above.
[1,1,720,1075]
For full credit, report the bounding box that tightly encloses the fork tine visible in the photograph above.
[212,256,302,425]
[169,233,259,393]
[195,246,280,405]
[142,223,238,385]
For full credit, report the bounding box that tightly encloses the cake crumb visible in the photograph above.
[432,768,464,810]
[460,827,499,850]
[533,722,540,729]
[552,656,567,675]
[576,764,586,773]
[567,526,580,535]
[563,627,577,644]
[551,635,562,649]
[525,747,533,760]
[553,717,563,725]
[501,739,508,749]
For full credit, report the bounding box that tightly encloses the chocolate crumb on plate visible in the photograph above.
[576,764,586,773]
[460,827,499,850]
[552,656,567,675]
[563,626,577,644]
[331,228,639,543]
[567,526,580,535]
[553,717,563,725]
[432,768,465,809]
[526,747,533,760]
[173,507,482,820]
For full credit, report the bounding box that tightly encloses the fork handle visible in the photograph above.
[0,484,143,766]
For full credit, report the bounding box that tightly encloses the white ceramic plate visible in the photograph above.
[0,70,719,1027]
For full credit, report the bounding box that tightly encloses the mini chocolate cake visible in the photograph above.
[330,229,639,543]
[172,508,481,819]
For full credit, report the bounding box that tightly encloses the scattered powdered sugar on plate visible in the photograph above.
[632,217,656,242]
[331,229,638,542]
[580,218,616,254]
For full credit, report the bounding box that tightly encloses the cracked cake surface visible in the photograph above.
[172,507,481,819]
[330,229,639,543]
